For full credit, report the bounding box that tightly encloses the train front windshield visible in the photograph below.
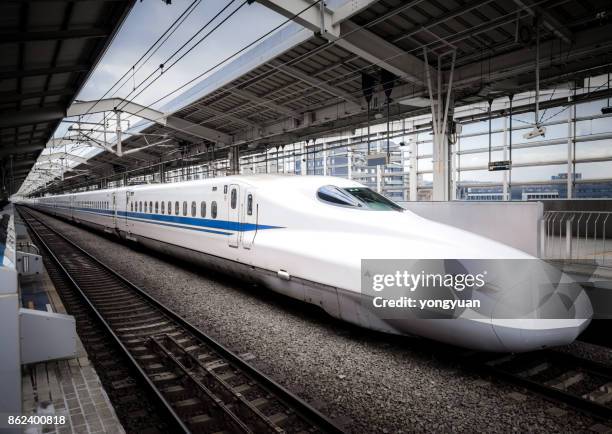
[317,185,404,211]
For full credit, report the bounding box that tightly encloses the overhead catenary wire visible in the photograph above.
[77,0,202,122]
[88,0,241,141]
[102,0,566,145]
[79,0,544,145]
[38,0,578,192]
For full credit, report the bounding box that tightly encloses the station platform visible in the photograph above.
[19,267,124,434]
[1,206,124,434]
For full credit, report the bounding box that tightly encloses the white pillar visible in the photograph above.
[502,115,509,201]
[567,92,575,198]
[347,147,352,180]
[322,142,328,176]
[409,138,417,201]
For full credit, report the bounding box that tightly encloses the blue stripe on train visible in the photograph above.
[43,205,283,234]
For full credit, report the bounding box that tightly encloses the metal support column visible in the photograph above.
[424,48,456,201]
[502,116,509,200]
[409,138,417,201]
[567,87,575,198]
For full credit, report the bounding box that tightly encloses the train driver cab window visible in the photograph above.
[175,201,179,215]
[316,185,403,211]
[230,188,237,209]
[247,194,253,216]
[211,201,217,219]
[182,201,187,216]
[155,201,159,213]
[161,201,165,214]
[191,201,196,217]
[200,201,206,218]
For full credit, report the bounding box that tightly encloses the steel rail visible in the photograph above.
[18,206,344,434]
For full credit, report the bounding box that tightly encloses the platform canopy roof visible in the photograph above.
[22,0,612,195]
[0,0,135,199]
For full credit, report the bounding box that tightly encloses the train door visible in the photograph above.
[241,189,257,249]
[125,191,132,234]
[111,192,117,227]
[227,184,240,248]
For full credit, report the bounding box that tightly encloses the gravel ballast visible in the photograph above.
[34,212,609,433]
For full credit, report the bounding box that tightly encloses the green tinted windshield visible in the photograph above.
[343,187,404,211]
[316,185,403,211]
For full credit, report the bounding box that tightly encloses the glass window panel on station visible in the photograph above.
[575,139,612,160]
[509,164,568,184]
[418,173,433,187]
[576,100,606,118]
[457,169,505,185]
[576,117,612,136]
[417,157,432,172]
[459,132,504,151]
[417,141,432,156]
[510,144,567,165]
[574,161,612,181]
[510,123,564,145]
[458,150,504,170]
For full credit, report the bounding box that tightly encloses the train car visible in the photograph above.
[28,175,592,352]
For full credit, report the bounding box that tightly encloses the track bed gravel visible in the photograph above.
[36,212,610,433]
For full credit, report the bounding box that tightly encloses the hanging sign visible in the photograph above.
[488,160,512,171]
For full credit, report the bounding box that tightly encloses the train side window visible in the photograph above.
[182,201,187,216]
[167,201,171,215]
[130,203,133,212]
[247,194,253,215]
[139,201,142,212]
[155,201,159,214]
[175,201,179,215]
[211,201,217,219]
[230,189,237,209]
[191,201,196,217]
[200,201,206,218]
[149,201,153,213]
[161,201,165,214]
[145,202,148,213]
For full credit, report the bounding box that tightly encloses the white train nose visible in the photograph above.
[491,289,593,352]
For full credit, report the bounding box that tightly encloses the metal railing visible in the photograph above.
[541,211,611,265]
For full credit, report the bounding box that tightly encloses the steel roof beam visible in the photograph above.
[188,105,261,129]
[67,98,231,144]
[0,64,90,79]
[0,144,45,158]
[255,0,430,85]
[0,28,109,44]
[451,24,611,87]
[0,88,76,103]
[512,0,572,44]
[232,88,302,119]
[331,0,381,25]
[270,59,362,106]
[0,106,64,128]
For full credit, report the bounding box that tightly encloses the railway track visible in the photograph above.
[19,207,343,434]
[468,349,612,420]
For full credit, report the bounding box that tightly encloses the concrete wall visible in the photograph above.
[398,201,543,256]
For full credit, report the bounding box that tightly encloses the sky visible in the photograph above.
[21,0,288,194]
[56,0,286,140]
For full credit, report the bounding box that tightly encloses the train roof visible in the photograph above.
[42,175,363,198]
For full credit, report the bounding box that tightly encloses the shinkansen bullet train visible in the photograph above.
[25,175,592,352]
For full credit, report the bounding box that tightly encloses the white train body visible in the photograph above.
[26,175,592,352]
